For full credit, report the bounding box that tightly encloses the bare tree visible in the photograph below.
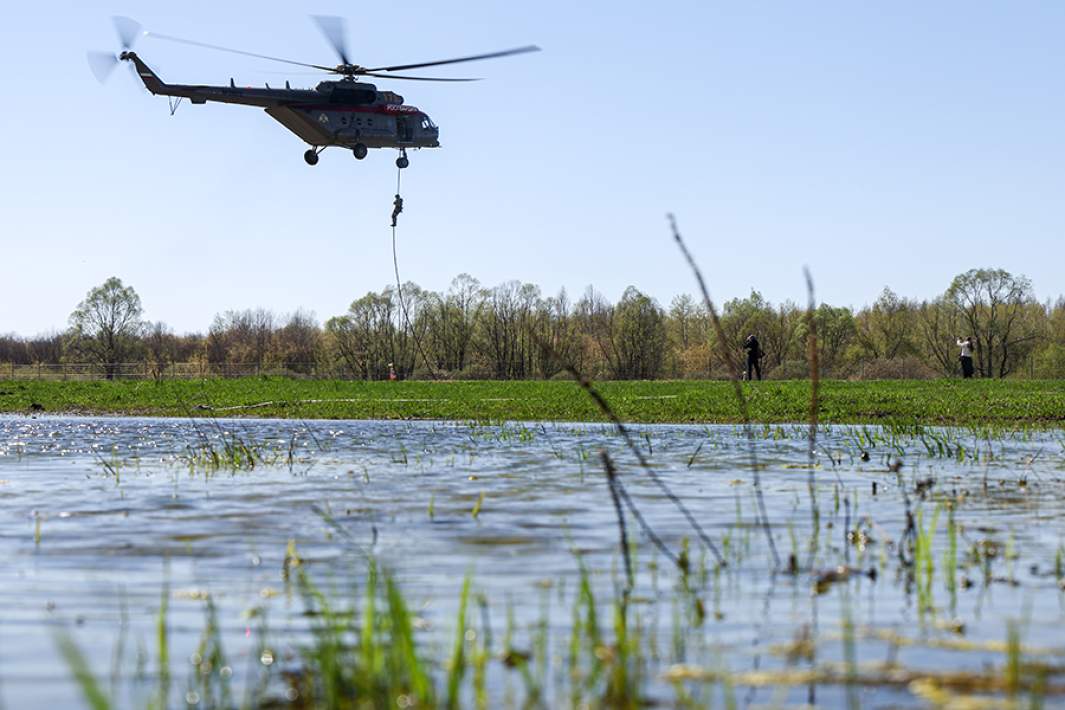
[145,321,177,379]
[275,310,321,374]
[610,287,667,379]
[27,332,66,365]
[209,309,276,371]
[667,294,712,377]
[425,274,483,373]
[574,286,615,379]
[533,288,578,378]
[479,281,526,379]
[915,298,963,375]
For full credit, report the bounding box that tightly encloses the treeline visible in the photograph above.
[3,269,1065,380]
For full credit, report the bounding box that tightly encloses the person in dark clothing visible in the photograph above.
[743,334,762,381]
[391,194,404,227]
[956,336,974,378]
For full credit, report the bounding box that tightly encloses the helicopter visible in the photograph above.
[88,16,539,168]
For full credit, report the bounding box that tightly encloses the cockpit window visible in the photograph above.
[420,116,436,130]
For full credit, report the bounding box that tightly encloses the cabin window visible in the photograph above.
[329,87,376,105]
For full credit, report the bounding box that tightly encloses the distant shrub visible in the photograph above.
[456,363,495,381]
[675,344,712,379]
[767,360,809,380]
[856,356,940,380]
[1032,344,1065,379]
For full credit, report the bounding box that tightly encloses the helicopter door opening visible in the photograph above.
[396,116,414,143]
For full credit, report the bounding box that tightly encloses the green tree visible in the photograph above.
[718,291,801,376]
[68,277,144,379]
[946,268,1036,377]
[1031,299,1065,377]
[327,288,415,380]
[855,287,918,360]
[784,302,857,378]
[812,304,857,376]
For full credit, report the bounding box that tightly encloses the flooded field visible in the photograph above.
[2,414,1064,708]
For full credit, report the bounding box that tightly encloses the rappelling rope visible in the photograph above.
[391,165,438,379]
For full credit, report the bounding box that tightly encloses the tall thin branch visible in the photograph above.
[601,451,635,592]
[668,214,780,570]
[804,267,821,562]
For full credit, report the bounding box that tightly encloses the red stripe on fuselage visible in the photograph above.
[297,104,423,115]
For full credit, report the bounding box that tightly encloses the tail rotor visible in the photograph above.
[86,16,142,83]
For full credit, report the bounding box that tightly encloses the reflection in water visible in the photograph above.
[1,415,1064,707]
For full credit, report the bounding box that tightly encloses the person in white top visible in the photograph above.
[956,336,974,378]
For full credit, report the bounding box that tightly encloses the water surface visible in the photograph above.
[2,415,1063,707]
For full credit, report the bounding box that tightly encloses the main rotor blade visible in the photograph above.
[87,51,119,83]
[361,72,480,82]
[253,70,328,76]
[146,31,334,72]
[310,15,350,66]
[112,16,142,50]
[364,45,540,73]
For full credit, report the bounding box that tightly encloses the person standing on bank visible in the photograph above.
[743,334,763,381]
[956,336,974,378]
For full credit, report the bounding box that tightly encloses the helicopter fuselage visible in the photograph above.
[121,51,440,159]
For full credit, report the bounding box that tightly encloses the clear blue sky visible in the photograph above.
[2,1,1063,335]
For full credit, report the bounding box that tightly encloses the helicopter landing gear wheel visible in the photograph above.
[396,149,409,169]
[352,143,368,160]
[304,149,319,166]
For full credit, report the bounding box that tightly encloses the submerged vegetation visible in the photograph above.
[61,551,666,709]
[58,509,1065,709]
[3,377,1065,425]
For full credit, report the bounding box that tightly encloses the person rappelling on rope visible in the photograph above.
[391,194,404,228]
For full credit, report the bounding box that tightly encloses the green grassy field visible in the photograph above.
[2,377,1064,425]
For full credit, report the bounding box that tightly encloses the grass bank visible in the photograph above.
[2,378,1065,425]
